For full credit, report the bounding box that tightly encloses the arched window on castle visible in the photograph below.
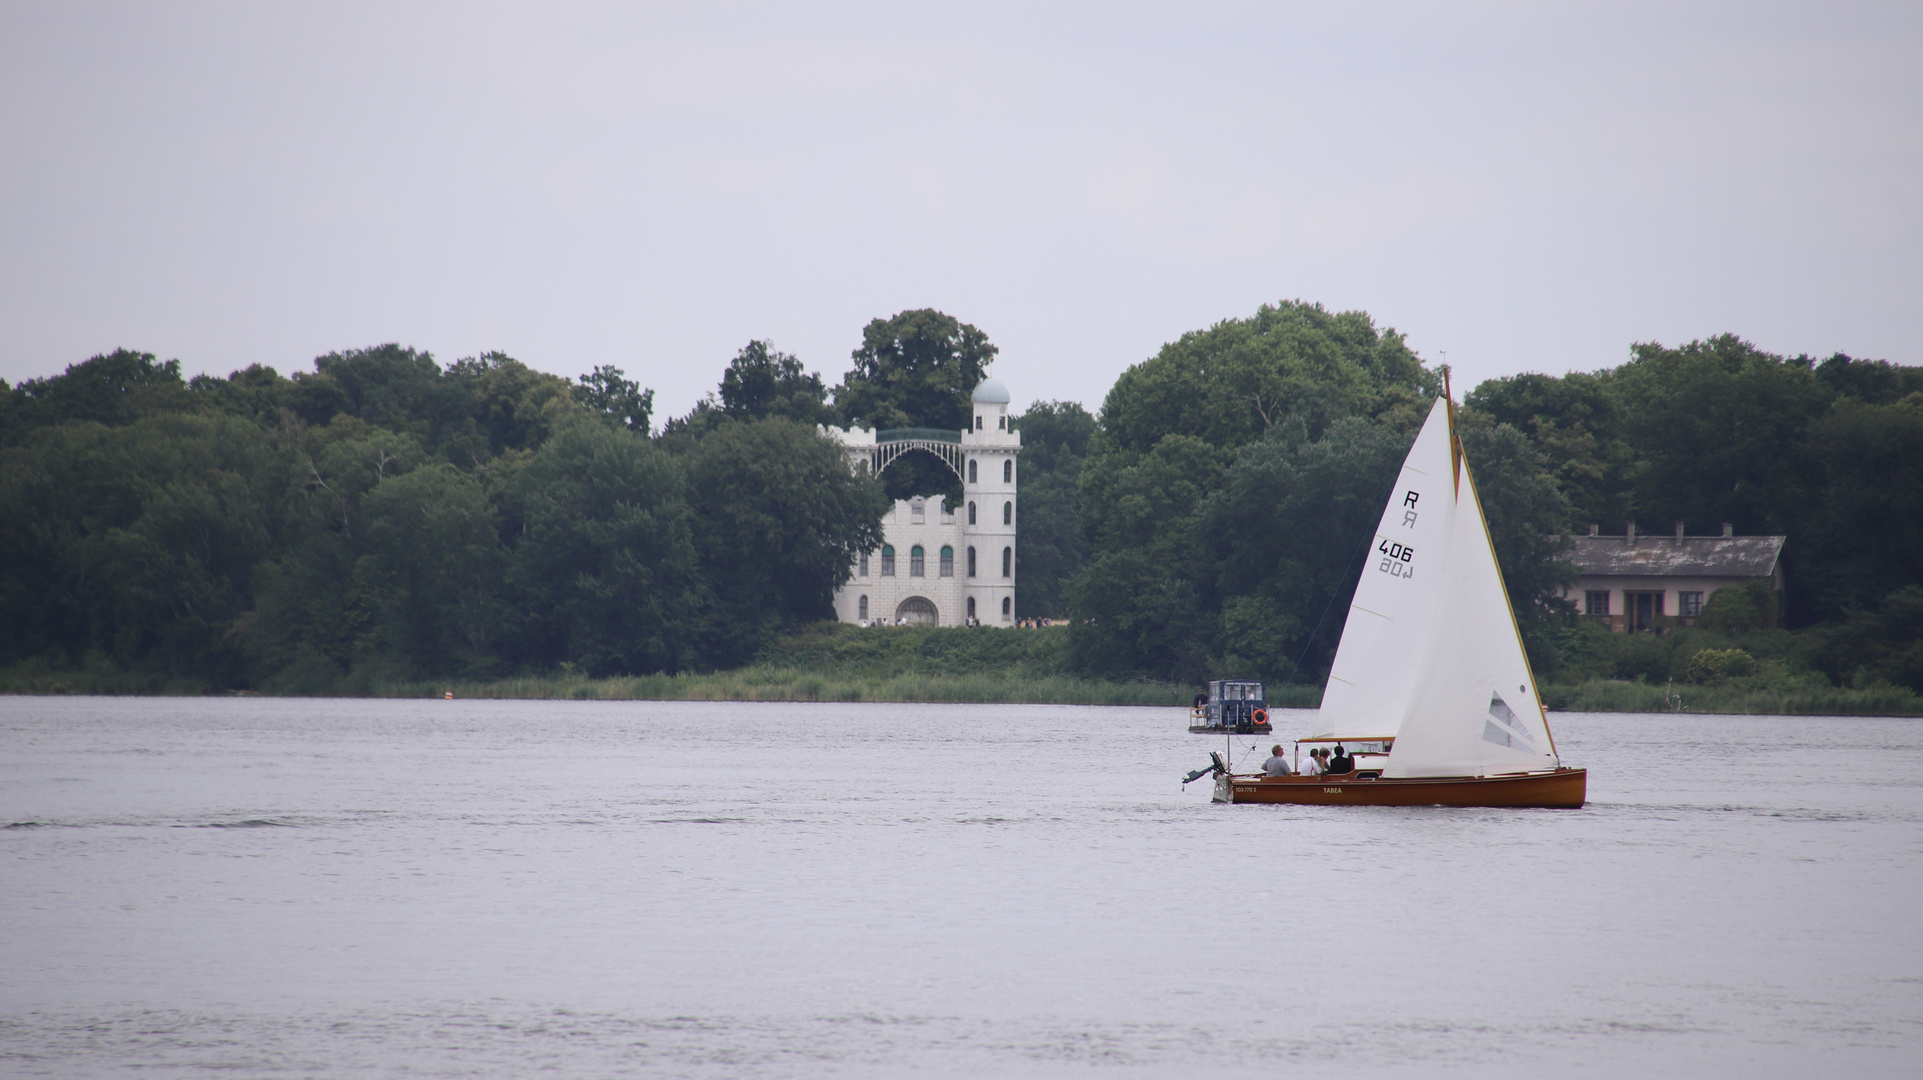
[1003,501,1012,525]
[968,459,977,483]
[910,545,925,576]
[1003,459,1012,483]
[939,546,954,576]
[1002,546,1012,577]
[1001,596,1011,620]
[967,597,977,621]
[881,545,896,576]
[968,501,976,525]
[858,552,869,577]
[967,546,977,577]
[858,595,868,620]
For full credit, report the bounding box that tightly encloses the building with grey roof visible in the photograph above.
[1558,522,1786,632]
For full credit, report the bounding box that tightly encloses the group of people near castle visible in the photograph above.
[1262,743,1354,777]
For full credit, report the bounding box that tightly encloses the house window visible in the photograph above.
[968,546,977,577]
[1002,546,1012,577]
[1679,591,1705,617]
[975,415,982,432]
[910,545,925,577]
[939,546,954,576]
[968,459,977,483]
[858,595,868,620]
[1003,459,1012,483]
[1003,500,1012,525]
[968,501,977,525]
[967,597,977,621]
[881,545,896,576]
[1001,596,1011,620]
[998,416,1006,431]
[859,552,869,577]
[1584,590,1609,616]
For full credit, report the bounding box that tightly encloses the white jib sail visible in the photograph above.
[1313,398,1458,741]
[1382,450,1560,778]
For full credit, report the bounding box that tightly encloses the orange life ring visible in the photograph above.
[1251,709,1268,726]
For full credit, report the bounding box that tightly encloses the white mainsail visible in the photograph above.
[1382,447,1560,778]
[1312,398,1458,740]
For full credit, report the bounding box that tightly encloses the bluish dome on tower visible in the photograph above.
[971,378,1010,405]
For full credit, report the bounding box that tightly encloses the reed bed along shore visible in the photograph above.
[1543,678,1922,716]
[2,620,1916,714]
[376,668,1204,707]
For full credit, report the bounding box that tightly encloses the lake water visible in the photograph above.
[2,697,1919,1078]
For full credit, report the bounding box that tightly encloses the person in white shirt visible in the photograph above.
[1262,745,1292,777]
[1301,748,1324,776]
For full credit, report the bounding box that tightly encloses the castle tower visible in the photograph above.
[961,378,1018,625]
[824,378,1020,626]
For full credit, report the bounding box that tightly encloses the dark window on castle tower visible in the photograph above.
[968,459,977,483]
[968,501,976,524]
[1003,501,1012,525]
[968,547,977,577]
[1002,546,1011,577]
[1003,459,1012,483]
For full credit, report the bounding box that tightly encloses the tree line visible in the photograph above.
[4,301,1917,696]
[1060,307,1923,694]
[0,311,1003,691]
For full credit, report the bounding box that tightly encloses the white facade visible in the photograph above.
[826,380,1020,626]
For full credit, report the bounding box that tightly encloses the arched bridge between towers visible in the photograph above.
[856,428,965,480]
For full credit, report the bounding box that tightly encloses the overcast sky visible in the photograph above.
[3,1,1917,420]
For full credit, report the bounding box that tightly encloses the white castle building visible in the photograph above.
[825,378,1020,626]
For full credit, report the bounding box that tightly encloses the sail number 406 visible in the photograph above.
[1377,540,1414,578]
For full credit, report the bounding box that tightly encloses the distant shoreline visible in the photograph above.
[4,672,1918,715]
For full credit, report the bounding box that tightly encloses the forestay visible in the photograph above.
[1313,398,1457,741]
[1383,451,1560,778]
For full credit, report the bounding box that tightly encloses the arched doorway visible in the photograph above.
[896,596,939,626]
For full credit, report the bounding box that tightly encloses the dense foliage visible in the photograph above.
[3,303,1916,702]
[1,345,885,691]
[1058,308,1920,697]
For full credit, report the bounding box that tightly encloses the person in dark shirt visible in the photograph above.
[1327,744,1354,773]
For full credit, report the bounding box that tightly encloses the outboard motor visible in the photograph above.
[1182,751,1228,787]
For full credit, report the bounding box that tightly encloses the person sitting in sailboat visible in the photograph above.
[1262,745,1292,777]
[1300,749,1322,776]
[1327,745,1354,774]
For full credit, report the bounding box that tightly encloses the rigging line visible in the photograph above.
[1282,474,1404,688]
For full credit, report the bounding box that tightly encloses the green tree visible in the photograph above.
[1194,415,1412,684]
[1463,371,1633,530]
[500,420,702,675]
[1010,400,1094,618]
[1068,300,1439,683]
[1609,335,1832,537]
[0,413,285,682]
[832,309,997,501]
[1798,395,1923,618]
[680,418,889,664]
[1093,300,1435,465]
[357,463,505,677]
[2,349,193,445]
[719,341,831,424]
[574,363,655,433]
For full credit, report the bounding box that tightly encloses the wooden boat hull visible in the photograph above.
[1218,767,1586,808]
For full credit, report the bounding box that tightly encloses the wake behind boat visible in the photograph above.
[1204,392,1587,809]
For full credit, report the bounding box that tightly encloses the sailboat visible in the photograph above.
[1214,394,1586,808]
